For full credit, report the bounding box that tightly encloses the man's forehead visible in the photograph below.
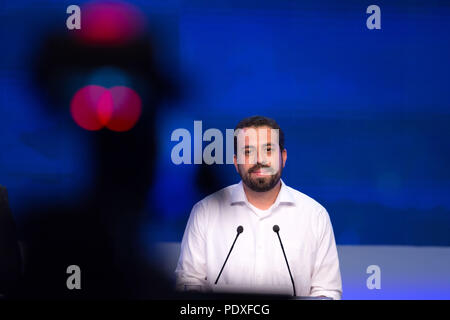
[236,126,279,145]
[240,126,273,133]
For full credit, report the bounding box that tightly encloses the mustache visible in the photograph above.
[248,164,273,173]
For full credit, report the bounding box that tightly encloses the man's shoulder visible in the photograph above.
[194,183,237,210]
[285,184,327,215]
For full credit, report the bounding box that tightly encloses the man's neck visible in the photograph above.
[242,180,282,210]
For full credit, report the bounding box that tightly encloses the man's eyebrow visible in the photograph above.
[241,145,256,150]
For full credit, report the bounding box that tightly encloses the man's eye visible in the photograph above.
[244,150,252,155]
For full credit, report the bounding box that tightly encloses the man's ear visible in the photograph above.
[282,148,287,168]
[233,154,239,173]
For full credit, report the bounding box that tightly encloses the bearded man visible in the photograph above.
[175,116,342,299]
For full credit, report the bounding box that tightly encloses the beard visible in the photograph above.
[238,164,282,192]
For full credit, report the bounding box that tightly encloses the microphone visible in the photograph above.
[214,225,244,285]
[273,225,296,296]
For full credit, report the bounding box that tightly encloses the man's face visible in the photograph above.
[234,126,287,192]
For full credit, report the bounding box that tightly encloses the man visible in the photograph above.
[0,185,22,298]
[175,116,342,299]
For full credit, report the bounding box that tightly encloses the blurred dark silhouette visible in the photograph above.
[11,31,180,299]
[0,186,22,298]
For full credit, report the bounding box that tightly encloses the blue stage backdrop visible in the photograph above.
[0,0,449,250]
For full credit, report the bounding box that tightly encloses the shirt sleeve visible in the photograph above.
[309,208,343,300]
[175,201,210,292]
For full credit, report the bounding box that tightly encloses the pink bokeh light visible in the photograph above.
[76,1,147,46]
[70,85,142,132]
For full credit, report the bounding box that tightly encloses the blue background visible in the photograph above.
[0,0,449,250]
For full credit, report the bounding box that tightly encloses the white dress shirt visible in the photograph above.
[175,180,342,299]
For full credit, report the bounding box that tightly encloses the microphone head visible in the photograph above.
[273,225,280,233]
[237,225,244,234]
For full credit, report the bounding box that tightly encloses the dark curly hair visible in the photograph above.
[234,115,285,154]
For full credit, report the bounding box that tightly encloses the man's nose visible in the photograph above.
[257,149,269,165]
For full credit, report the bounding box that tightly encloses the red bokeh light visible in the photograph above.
[76,1,147,46]
[97,89,114,126]
[70,85,142,132]
[70,85,112,131]
[106,86,142,132]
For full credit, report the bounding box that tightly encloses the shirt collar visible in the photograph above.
[230,179,296,207]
